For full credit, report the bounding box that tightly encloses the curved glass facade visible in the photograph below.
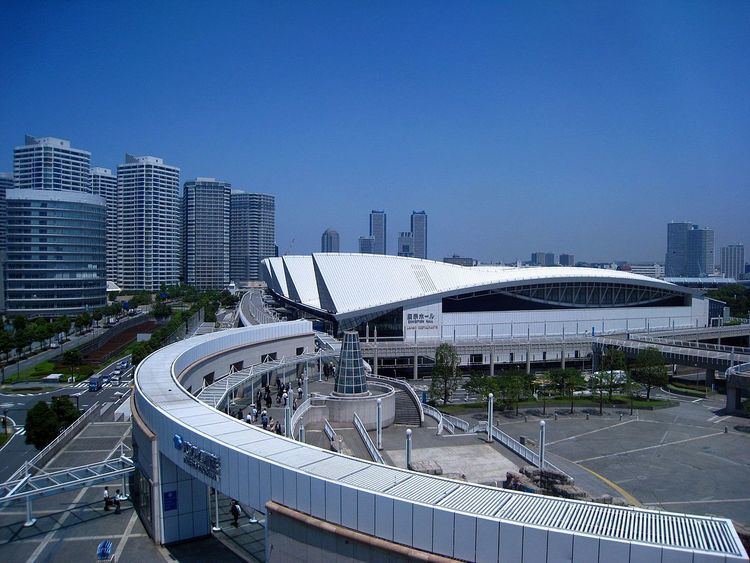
[5,189,107,316]
[443,282,689,313]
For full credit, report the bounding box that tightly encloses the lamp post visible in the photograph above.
[376,398,383,450]
[487,393,494,443]
[539,420,546,470]
[405,429,412,469]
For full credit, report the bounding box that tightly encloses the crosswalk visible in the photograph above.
[71,381,130,390]
[13,425,25,435]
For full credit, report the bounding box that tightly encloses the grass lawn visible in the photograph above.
[2,358,97,385]
[438,395,676,414]
[0,432,10,447]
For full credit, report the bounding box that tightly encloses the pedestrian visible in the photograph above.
[251,405,258,422]
[103,486,111,511]
[261,410,268,430]
[275,422,283,435]
[265,391,272,408]
[245,411,252,424]
[298,386,303,400]
[114,489,122,514]
[282,392,288,407]
[230,500,241,527]
[292,397,298,411]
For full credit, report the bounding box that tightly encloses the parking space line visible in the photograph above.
[574,432,725,463]
[546,419,635,446]
[113,511,139,560]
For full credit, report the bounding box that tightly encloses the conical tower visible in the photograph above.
[333,331,369,395]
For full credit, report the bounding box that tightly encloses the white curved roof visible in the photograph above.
[262,254,690,317]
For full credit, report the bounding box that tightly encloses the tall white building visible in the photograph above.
[369,210,386,255]
[720,244,745,280]
[13,135,91,192]
[116,154,180,290]
[0,172,12,254]
[229,192,275,282]
[91,167,118,280]
[183,178,231,289]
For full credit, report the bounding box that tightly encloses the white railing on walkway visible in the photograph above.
[367,374,424,424]
[290,398,311,439]
[487,424,571,479]
[323,418,339,452]
[352,412,384,464]
[422,403,446,435]
[441,412,470,432]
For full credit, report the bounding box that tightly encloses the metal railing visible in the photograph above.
[6,401,100,483]
[487,424,571,479]
[441,412,470,432]
[421,403,446,434]
[367,374,424,424]
[352,412,384,464]
[323,418,339,452]
[290,398,311,439]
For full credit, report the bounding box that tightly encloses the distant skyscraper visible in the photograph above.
[410,211,427,259]
[358,236,375,254]
[720,244,744,280]
[397,232,414,257]
[687,227,714,277]
[183,178,231,289]
[6,136,106,316]
[559,253,575,267]
[14,135,91,192]
[116,154,181,290]
[665,222,694,277]
[230,192,275,282]
[531,252,545,266]
[545,252,556,266]
[321,228,340,252]
[369,210,386,254]
[91,167,118,280]
[0,172,11,253]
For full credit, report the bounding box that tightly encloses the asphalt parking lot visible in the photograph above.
[483,392,750,526]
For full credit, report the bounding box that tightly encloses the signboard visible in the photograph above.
[173,434,221,480]
[403,304,441,338]
[163,490,178,511]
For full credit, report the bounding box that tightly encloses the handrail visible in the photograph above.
[323,418,339,452]
[486,424,571,479]
[352,412,384,464]
[441,412,470,432]
[421,403,445,435]
[290,398,311,439]
[7,401,100,482]
[367,374,424,425]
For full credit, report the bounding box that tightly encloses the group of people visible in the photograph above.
[103,486,124,514]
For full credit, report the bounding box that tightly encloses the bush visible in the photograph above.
[25,401,60,449]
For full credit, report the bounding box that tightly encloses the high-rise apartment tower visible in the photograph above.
[720,244,745,280]
[369,210,386,255]
[321,228,340,252]
[410,211,427,259]
[91,167,118,280]
[230,192,275,282]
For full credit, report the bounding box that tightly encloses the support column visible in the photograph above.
[705,369,716,389]
[487,393,494,443]
[405,429,412,470]
[539,420,546,469]
[373,328,379,376]
[413,348,418,380]
[489,347,495,377]
[561,327,566,370]
[376,398,383,450]
[526,328,531,374]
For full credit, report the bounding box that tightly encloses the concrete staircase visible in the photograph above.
[394,390,421,426]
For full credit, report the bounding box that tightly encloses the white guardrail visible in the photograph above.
[488,424,571,479]
[352,412,385,464]
[441,412,470,432]
[290,398,311,438]
[422,403,447,435]
[323,418,339,452]
[367,374,424,424]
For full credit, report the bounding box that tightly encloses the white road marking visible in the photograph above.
[644,498,750,507]
[546,419,635,446]
[113,511,139,561]
[575,432,725,463]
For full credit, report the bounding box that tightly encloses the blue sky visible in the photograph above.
[1,1,748,263]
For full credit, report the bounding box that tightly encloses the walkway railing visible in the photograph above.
[487,424,571,479]
[367,374,424,425]
[7,401,100,482]
[421,404,446,434]
[352,412,384,464]
[441,412,470,432]
[323,419,339,452]
[290,398,311,439]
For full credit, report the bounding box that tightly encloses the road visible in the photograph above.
[0,359,133,482]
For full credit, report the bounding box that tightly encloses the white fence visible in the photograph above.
[422,403,447,434]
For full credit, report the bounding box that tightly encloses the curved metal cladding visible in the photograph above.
[134,321,748,562]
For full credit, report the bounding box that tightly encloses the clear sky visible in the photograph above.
[1,1,748,263]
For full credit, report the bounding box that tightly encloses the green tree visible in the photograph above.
[63,349,83,367]
[13,330,30,361]
[0,330,13,382]
[92,309,103,327]
[25,401,60,450]
[632,347,668,401]
[601,347,626,400]
[55,316,71,340]
[550,368,586,414]
[465,372,497,400]
[151,302,173,319]
[12,316,27,333]
[51,396,80,427]
[497,371,528,415]
[429,343,461,404]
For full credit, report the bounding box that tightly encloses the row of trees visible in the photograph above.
[429,343,669,413]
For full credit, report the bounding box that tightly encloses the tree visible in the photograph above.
[0,331,13,382]
[151,302,172,320]
[465,372,496,400]
[51,396,80,427]
[632,347,668,401]
[63,349,83,367]
[550,368,586,414]
[25,401,60,450]
[429,343,461,404]
[12,316,27,333]
[74,315,86,334]
[497,371,528,415]
[92,309,103,327]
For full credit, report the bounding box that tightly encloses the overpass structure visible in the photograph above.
[131,320,747,562]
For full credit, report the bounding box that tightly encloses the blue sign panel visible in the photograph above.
[163,490,178,512]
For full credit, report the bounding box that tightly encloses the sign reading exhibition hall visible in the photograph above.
[403,304,441,337]
[173,434,221,480]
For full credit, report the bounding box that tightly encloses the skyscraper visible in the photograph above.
[183,178,231,289]
[116,154,181,290]
[410,211,427,259]
[545,252,556,266]
[397,232,414,257]
[321,228,340,252]
[369,210,386,255]
[358,236,375,254]
[559,253,575,267]
[666,222,715,277]
[720,244,744,280]
[13,135,91,192]
[531,252,545,266]
[686,227,714,277]
[230,192,275,282]
[0,172,12,254]
[91,167,118,280]
[6,136,106,316]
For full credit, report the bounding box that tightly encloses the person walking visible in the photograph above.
[230,500,241,528]
[251,405,258,422]
[297,386,303,400]
[114,489,122,514]
[103,486,111,511]
[261,410,268,430]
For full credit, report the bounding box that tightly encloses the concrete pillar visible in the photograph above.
[405,429,412,469]
[376,398,383,450]
[373,327,379,376]
[489,347,495,377]
[561,327,566,370]
[726,385,741,412]
[539,421,546,469]
[413,348,418,380]
[487,393,494,443]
